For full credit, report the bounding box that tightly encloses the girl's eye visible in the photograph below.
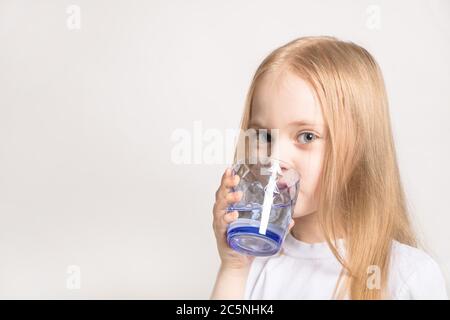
[257,130,272,143]
[297,132,317,145]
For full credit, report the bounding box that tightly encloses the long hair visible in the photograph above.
[233,36,417,299]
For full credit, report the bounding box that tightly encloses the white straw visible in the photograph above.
[259,159,281,235]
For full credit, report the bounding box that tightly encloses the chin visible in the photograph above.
[292,209,315,219]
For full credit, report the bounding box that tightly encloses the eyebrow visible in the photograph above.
[249,120,324,128]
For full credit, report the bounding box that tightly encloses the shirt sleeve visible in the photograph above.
[396,256,449,300]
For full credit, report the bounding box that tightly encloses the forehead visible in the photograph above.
[251,69,324,127]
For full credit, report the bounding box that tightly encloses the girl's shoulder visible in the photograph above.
[388,240,448,299]
[390,240,439,268]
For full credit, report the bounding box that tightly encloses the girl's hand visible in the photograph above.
[212,168,254,270]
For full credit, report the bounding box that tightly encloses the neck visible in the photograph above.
[291,212,345,244]
[290,212,326,244]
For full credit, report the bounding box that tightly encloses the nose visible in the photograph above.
[279,162,290,171]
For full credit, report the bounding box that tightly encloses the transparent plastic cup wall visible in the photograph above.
[226,157,300,256]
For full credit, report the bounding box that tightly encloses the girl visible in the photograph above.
[210,36,448,300]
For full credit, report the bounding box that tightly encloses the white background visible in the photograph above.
[0,0,449,298]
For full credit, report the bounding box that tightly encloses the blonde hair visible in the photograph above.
[234,36,417,299]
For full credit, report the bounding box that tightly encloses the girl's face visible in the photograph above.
[250,70,326,218]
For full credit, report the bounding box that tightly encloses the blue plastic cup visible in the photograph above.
[226,157,300,256]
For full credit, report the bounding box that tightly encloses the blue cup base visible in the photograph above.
[227,225,283,257]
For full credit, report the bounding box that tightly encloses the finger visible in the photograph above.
[213,190,243,219]
[215,168,231,200]
[213,210,238,235]
[220,168,233,188]
[225,174,240,189]
[222,210,239,224]
[220,168,238,189]
[221,167,240,187]
[225,190,243,204]
[217,172,240,200]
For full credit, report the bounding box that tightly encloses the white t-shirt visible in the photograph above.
[244,232,448,299]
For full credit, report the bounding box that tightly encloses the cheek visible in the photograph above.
[297,155,323,196]
[291,149,324,215]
